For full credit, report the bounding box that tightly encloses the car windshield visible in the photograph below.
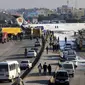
[63,64,73,69]
[21,61,29,63]
[56,72,68,77]
[67,57,76,61]
[0,65,8,72]
[28,50,34,52]
[31,48,38,50]
[66,44,71,46]
[35,41,39,43]
[68,50,75,54]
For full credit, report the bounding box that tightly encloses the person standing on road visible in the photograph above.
[65,37,67,43]
[53,44,55,52]
[38,63,42,75]
[48,64,52,75]
[46,46,48,54]
[58,36,59,42]
[24,48,27,57]
[43,62,47,75]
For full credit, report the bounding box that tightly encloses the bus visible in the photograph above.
[0,60,21,82]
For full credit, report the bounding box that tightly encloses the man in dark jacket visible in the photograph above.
[43,62,47,75]
[48,64,52,75]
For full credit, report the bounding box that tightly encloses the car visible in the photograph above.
[31,47,38,53]
[61,49,77,60]
[62,61,75,77]
[66,50,77,61]
[20,60,32,69]
[35,41,41,47]
[48,69,69,85]
[27,50,37,57]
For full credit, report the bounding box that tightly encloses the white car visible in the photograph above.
[27,50,37,57]
[20,60,32,69]
[35,41,41,47]
[62,50,77,60]
[62,61,75,77]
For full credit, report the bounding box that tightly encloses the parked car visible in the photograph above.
[48,69,69,85]
[20,60,32,69]
[35,41,41,47]
[27,50,37,57]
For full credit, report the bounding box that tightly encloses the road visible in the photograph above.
[23,45,60,85]
[22,29,85,85]
[0,38,41,85]
[0,27,85,85]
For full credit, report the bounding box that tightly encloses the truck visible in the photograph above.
[25,27,43,38]
[33,28,42,38]
[1,27,23,40]
[24,27,33,39]
[2,27,23,36]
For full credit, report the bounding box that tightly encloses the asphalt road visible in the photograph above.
[0,38,41,85]
[22,29,85,85]
[70,64,85,85]
[0,28,85,85]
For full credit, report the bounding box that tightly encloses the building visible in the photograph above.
[72,8,85,19]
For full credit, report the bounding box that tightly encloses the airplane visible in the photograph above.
[29,23,85,32]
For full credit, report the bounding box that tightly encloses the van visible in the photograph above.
[62,61,75,77]
[0,60,21,82]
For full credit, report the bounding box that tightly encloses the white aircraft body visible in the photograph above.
[29,23,85,32]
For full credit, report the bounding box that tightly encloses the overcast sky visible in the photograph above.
[0,0,85,9]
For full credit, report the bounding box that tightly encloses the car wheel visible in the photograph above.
[9,78,13,82]
[67,82,70,85]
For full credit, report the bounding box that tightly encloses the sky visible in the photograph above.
[0,0,85,9]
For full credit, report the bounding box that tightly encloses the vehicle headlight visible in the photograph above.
[65,79,69,82]
[56,79,59,81]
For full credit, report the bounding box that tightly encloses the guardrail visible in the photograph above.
[12,35,46,85]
